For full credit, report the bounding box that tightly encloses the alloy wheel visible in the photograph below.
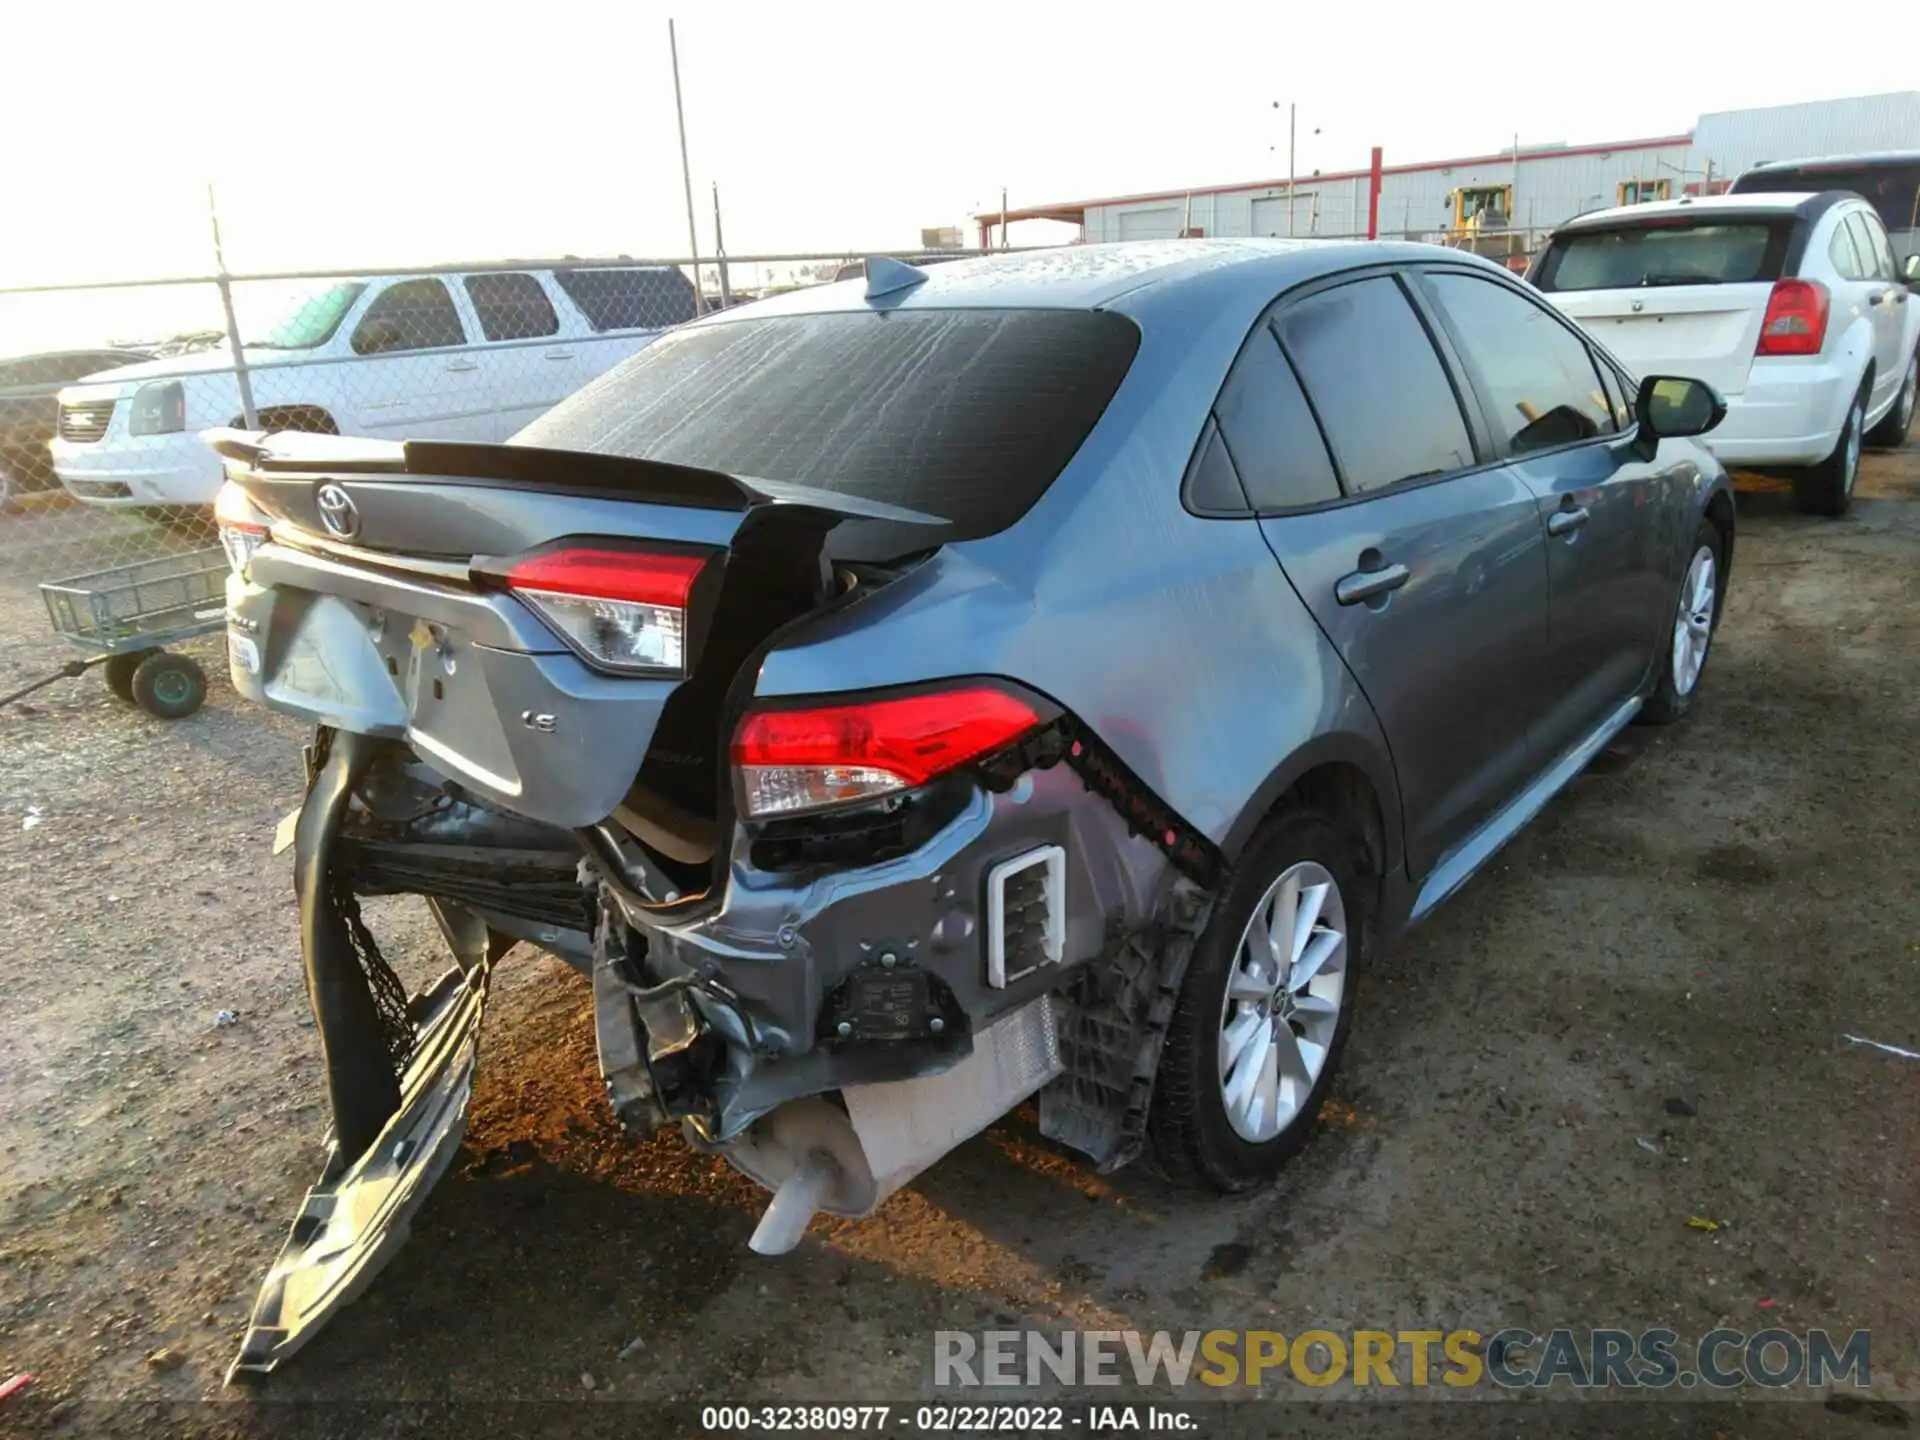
[1216,860,1348,1143]
[1844,400,1862,495]
[1672,545,1716,698]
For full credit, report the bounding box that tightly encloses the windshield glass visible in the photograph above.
[1532,221,1790,292]
[1733,163,1920,233]
[243,281,368,349]
[515,309,1141,539]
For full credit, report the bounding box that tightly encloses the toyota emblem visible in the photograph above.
[315,483,360,540]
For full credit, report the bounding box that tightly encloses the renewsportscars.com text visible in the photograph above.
[934,1327,1871,1390]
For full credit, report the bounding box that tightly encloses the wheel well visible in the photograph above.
[1704,488,1735,579]
[233,404,338,434]
[1273,762,1386,888]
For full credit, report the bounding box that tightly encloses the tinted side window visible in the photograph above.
[1426,273,1615,455]
[464,273,559,342]
[1856,213,1897,280]
[1212,326,1340,511]
[1275,277,1474,494]
[1829,221,1867,280]
[554,268,698,331]
[352,279,466,355]
[1184,418,1250,515]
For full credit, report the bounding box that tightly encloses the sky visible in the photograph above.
[0,0,1913,347]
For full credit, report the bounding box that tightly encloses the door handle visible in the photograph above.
[1547,505,1591,538]
[443,359,479,373]
[544,349,576,360]
[1334,562,1410,606]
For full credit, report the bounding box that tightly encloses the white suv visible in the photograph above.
[1531,193,1919,515]
[51,266,695,509]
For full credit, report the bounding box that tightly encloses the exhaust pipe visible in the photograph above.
[294,730,401,1162]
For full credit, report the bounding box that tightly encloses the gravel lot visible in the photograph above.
[1,454,1917,1437]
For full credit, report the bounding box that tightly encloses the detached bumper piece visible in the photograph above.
[228,730,495,1383]
[227,962,489,1380]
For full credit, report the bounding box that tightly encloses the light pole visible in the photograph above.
[1271,103,1321,238]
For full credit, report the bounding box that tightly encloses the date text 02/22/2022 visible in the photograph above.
[699,1404,1197,1432]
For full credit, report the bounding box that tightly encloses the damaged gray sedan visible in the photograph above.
[210,240,1736,1377]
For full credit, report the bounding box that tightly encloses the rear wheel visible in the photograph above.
[1865,351,1917,450]
[1792,388,1864,517]
[130,651,207,720]
[103,648,158,704]
[1150,812,1362,1192]
[1639,521,1723,726]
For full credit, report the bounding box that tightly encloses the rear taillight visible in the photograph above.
[1756,278,1829,357]
[732,684,1048,818]
[214,480,268,576]
[504,545,708,676]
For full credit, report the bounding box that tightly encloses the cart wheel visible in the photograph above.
[131,651,207,720]
[103,649,158,705]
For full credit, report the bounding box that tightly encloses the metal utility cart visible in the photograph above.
[9,548,226,719]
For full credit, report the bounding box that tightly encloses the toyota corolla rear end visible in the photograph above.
[213,292,1188,1378]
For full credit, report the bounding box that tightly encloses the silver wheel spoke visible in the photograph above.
[1292,991,1340,1019]
[1247,1034,1281,1135]
[1220,1007,1263,1074]
[1225,1021,1275,1123]
[1290,882,1329,966]
[1290,926,1345,991]
[1275,1026,1315,1095]
[1227,966,1272,1001]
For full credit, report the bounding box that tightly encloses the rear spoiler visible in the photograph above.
[205,429,761,513]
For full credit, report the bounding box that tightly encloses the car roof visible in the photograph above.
[1552,191,1857,233]
[1740,150,1920,173]
[691,238,1499,322]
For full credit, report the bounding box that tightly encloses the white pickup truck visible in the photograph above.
[52,265,695,508]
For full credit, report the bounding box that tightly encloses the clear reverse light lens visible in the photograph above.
[517,591,686,673]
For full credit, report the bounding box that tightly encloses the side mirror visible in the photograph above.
[1636,374,1726,442]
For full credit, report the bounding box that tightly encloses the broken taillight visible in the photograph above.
[504,545,708,676]
[732,684,1049,819]
[1755,278,1829,357]
[215,481,269,577]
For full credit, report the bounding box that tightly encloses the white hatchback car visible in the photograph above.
[51,266,695,509]
[1531,193,1919,515]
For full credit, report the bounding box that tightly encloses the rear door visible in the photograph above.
[460,271,576,437]
[1417,266,1678,762]
[1534,215,1794,397]
[343,278,490,439]
[1254,272,1551,879]
[1849,211,1913,416]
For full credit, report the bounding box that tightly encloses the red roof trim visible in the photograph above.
[976,133,1695,223]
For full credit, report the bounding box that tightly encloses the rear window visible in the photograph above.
[1532,221,1792,292]
[1732,163,1920,233]
[553,268,697,332]
[515,309,1141,538]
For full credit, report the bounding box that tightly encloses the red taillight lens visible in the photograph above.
[504,545,708,675]
[1756,278,1829,357]
[214,480,268,576]
[732,685,1047,818]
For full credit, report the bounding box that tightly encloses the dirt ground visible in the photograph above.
[1,454,1917,1438]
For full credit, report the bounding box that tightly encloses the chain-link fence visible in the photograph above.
[0,249,1026,712]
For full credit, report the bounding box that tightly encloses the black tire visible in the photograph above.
[1150,810,1365,1192]
[1792,386,1865,517]
[1639,520,1725,726]
[129,651,207,720]
[103,648,158,704]
[1865,350,1917,450]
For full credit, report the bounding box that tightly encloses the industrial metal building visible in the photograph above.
[979,91,1920,247]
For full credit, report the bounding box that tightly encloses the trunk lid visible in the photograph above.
[1550,284,1774,396]
[216,431,944,835]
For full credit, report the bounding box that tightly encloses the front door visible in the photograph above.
[1415,267,1677,760]
[1257,273,1551,879]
